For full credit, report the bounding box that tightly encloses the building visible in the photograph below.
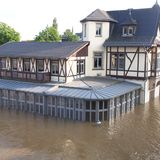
[0,41,141,122]
[0,3,159,122]
[81,2,160,103]
[0,41,89,83]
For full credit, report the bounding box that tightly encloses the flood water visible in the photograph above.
[0,98,160,160]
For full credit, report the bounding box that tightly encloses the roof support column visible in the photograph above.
[95,101,99,122]
[107,98,114,121]
[55,97,57,117]
[8,90,11,110]
[33,93,36,114]
[0,89,2,108]
[24,92,27,112]
[73,98,76,120]
[15,91,19,110]
[43,94,48,116]
[82,100,86,121]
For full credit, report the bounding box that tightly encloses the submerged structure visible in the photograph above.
[0,2,160,122]
[0,78,140,122]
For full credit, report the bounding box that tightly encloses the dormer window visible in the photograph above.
[123,27,128,35]
[121,9,137,37]
[122,26,135,37]
[128,26,134,35]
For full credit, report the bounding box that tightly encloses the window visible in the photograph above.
[94,52,103,69]
[37,59,44,72]
[157,52,160,69]
[23,58,30,72]
[128,27,134,35]
[119,54,125,69]
[0,58,6,69]
[111,54,118,69]
[122,27,128,35]
[12,58,17,70]
[111,53,125,70]
[122,26,135,36]
[96,23,102,36]
[84,23,86,37]
[51,61,58,75]
[77,60,85,74]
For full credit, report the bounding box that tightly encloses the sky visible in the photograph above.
[0,0,158,40]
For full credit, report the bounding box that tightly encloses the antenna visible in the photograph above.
[128,8,133,17]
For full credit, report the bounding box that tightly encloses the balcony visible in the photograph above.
[0,69,51,83]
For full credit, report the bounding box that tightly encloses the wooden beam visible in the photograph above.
[125,47,139,76]
[137,47,140,77]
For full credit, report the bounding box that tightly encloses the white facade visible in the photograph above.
[82,21,109,76]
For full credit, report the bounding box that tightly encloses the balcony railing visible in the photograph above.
[0,69,51,82]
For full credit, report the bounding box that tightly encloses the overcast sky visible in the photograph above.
[0,0,158,40]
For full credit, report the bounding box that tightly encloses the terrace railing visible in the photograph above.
[0,69,51,82]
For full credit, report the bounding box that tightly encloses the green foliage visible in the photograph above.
[62,29,80,42]
[0,22,20,45]
[34,18,61,42]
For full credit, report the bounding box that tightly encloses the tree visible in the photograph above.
[62,29,80,42]
[52,17,58,29]
[0,22,20,45]
[34,18,61,42]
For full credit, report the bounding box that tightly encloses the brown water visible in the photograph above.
[0,98,160,160]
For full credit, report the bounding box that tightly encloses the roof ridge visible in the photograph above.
[107,7,152,13]
[97,9,110,18]
[80,8,117,23]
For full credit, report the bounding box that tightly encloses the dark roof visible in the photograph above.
[121,9,137,26]
[104,3,160,47]
[80,9,117,23]
[0,41,89,59]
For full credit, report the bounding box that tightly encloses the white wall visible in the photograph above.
[125,79,149,104]
[6,57,11,70]
[51,57,86,83]
[82,21,110,76]
[66,57,86,83]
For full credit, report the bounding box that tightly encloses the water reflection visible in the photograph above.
[0,98,160,159]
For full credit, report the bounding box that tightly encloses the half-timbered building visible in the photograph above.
[0,3,159,122]
[81,2,160,103]
[0,41,141,122]
[0,41,89,83]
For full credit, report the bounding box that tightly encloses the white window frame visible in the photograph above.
[51,61,59,75]
[0,58,6,69]
[122,26,135,37]
[111,53,125,70]
[111,54,118,69]
[23,58,30,72]
[157,52,160,69]
[12,58,18,71]
[118,54,125,70]
[37,59,44,72]
[77,60,85,74]
[128,26,134,35]
[122,27,128,36]
[96,23,102,36]
[93,52,103,69]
